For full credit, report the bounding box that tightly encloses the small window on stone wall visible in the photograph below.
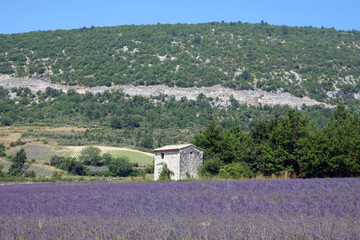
[161,153,164,159]
[190,151,193,155]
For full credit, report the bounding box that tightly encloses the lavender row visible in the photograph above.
[0,178,359,239]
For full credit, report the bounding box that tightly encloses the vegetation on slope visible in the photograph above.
[0,86,336,148]
[1,22,359,102]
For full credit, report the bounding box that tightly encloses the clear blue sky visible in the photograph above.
[1,0,359,34]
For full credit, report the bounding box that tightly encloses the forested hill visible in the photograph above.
[1,22,359,103]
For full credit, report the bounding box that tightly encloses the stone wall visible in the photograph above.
[179,146,203,179]
[154,151,180,180]
[154,146,203,180]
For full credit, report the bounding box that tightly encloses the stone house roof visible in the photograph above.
[154,144,204,152]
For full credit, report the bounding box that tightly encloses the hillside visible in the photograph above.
[0,77,331,108]
[1,22,359,103]
[0,22,359,149]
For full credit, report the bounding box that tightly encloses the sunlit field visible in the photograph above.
[0,178,359,239]
[8,145,154,165]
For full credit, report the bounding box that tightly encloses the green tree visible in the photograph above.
[67,160,87,175]
[262,110,310,175]
[0,143,5,156]
[9,149,29,176]
[108,157,133,177]
[102,153,113,165]
[110,117,123,129]
[298,106,360,177]
[140,133,154,149]
[192,121,224,157]
[79,146,102,166]
[50,156,87,175]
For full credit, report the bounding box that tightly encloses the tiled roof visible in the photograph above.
[154,144,203,152]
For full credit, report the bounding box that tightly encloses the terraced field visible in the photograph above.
[8,145,56,162]
[0,159,54,177]
[8,145,154,165]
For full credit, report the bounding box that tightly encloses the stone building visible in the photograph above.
[154,144,204,181]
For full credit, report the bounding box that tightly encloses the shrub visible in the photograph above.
[219,162,253,179]
[0,143,5,156]
[50,156,87,176]
[52,171,64,179]
[199,157,224,176]
[0,163,4,177]
[130,169,146,177]
[145,161,154,174]
[108,157,133,177]
[9,139,26,147]
[102,153,113,165]
[86,170,115,177]
[159,163,174,181]
[24,170,36,178]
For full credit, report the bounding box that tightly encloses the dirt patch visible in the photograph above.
[41,127,88,132]
[0,131,22,147]
[0,126,89,148]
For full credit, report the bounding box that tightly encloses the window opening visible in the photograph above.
[161,153,164,159]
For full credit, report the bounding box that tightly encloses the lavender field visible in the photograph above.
[0,179,359,240]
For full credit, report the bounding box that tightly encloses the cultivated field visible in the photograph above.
[8,144,154,165]
[8,145,56,162]
[0,158,55,177]
[60,146,154,165]
[0,178,359,239]
[0,126,88,147]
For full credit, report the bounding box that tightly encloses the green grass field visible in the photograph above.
[109,150,154,165]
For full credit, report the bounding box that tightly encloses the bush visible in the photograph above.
[24,170,36,178]
[130,169,146,177]
[52,171,64,179]
[0,143,5,156]
[159,163,174,181]
[0,163,4,177]
[219,162,253,179]
[102,153,113,165]
[145,161,154,174]
[86,170,115,177]
[108,157,133,177]
[199,157,224,176]
[50,155,87,176]
[0,117,12,126]
[9,139,26,148]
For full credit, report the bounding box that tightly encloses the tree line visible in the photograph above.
[49,146,150,177]
[1,86,338,148]
[193,106,360,178]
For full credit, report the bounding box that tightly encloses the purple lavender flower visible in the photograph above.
[0,178,359,239]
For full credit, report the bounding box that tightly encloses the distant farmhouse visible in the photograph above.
[154,144,204,181]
